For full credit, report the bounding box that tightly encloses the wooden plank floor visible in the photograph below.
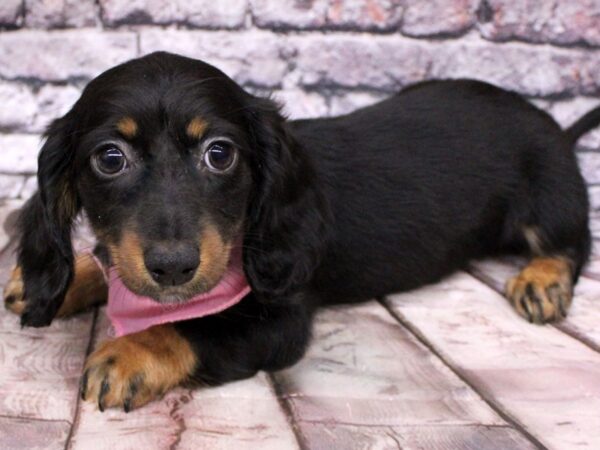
[1,199,599,450]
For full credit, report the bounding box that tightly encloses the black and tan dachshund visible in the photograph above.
[4,52,600,411]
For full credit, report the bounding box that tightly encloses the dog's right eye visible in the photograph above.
[92,145,128,177]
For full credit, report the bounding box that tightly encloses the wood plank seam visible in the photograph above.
[267,373,307,450]
[377,297,549,450]
[468,268,600,354]
[63,307,100,450]
[0,414,71,426]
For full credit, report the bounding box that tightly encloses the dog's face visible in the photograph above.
[71,54,259,301]
[49,53,267,302]
[18,51,324,325]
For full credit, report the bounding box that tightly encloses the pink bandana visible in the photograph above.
[92,246,251,337]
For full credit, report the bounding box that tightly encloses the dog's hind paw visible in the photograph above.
[506,257,573,324]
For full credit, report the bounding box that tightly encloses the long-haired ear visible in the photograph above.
[17,114,79,327]
[243,97,330,299]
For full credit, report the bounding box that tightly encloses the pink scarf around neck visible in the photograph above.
[92,246,251,337]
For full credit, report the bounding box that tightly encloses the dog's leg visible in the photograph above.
[82,293,314,411]
[3,253,107,318]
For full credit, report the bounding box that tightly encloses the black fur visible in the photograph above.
[16,52,598,385]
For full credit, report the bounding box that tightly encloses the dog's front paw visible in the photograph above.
[506,257,573,324]
[4,266,59,327]
[3,266,26,316]
[81,325,197,412]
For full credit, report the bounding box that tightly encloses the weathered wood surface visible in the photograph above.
[0,416,70,450]
[470,257,600,351]
[272,301,536,448]
[385,272,600,450]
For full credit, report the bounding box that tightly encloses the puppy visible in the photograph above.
[4,52,599,411]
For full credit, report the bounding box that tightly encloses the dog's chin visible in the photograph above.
[120,275,223,304]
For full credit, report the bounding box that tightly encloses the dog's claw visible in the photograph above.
[98,377,109,412]
[80,369,89,400]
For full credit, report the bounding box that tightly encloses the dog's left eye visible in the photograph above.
[92,145,128,177]
[203,141,238,173]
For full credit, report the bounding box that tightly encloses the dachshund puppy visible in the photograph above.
[4,52,599,411]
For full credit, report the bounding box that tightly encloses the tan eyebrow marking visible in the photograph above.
[116,116,138,139]
[186,117,208,139]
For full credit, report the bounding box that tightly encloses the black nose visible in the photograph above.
[144,244,199,286]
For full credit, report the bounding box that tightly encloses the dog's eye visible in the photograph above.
[92,145,128,177]
[204,141,237,173]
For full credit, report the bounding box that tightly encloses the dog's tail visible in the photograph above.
[565,105,600,144]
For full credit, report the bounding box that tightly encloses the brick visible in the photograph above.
[100,0,247,28]
[251,0,401,30]
[401,0,477,36]
[0,83,37,131]
[328,91,387,116]
[0,30,137,81]
[0,175,26,199]
[326,0,402,30]
[0,82,81,133]
[140,29,288,87]
[578,152,600,186]
[0,134,42,174]
[251,0,329,29]
[32,84,81,132]
[291,34,600,96]
[291,35,432,90]
[428,38,600,97]
[545,97,600,150]
[19,176,37,199]
[589,185,600,211]
[25,0,97,28]
[479,0,600,47]
[272,89,328,119]
[0,0,23,27]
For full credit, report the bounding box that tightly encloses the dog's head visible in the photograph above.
[18,52,327,325]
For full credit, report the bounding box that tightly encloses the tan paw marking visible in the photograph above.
[506,257,573,324]
[81,325,197,412]
[3,266,26,316]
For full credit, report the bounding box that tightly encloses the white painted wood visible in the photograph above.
[273,301,536,448]
[386,272,600,450]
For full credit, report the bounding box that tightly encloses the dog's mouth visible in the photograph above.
[108,227,233,303]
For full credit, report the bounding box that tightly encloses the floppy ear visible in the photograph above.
[17,114,79,327]
[243,97,329,299]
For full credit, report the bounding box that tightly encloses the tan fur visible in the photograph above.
[506,257,573,324]
[83,324,197,410]
[3,255,108,317]
[109,230,155,293]
[186,117,208,139]
[116,116,138,139]
[194,224,231,291]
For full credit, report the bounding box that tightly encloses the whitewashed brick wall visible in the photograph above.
[0,0,599,208]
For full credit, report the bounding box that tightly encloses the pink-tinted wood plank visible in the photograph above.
[69,310,299,450]
[300,424,537,450]
[470,257,600,350]
[0,299,94,422]
[386,272,600,450]
[0,417,70,450]
[272,301,535,448]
